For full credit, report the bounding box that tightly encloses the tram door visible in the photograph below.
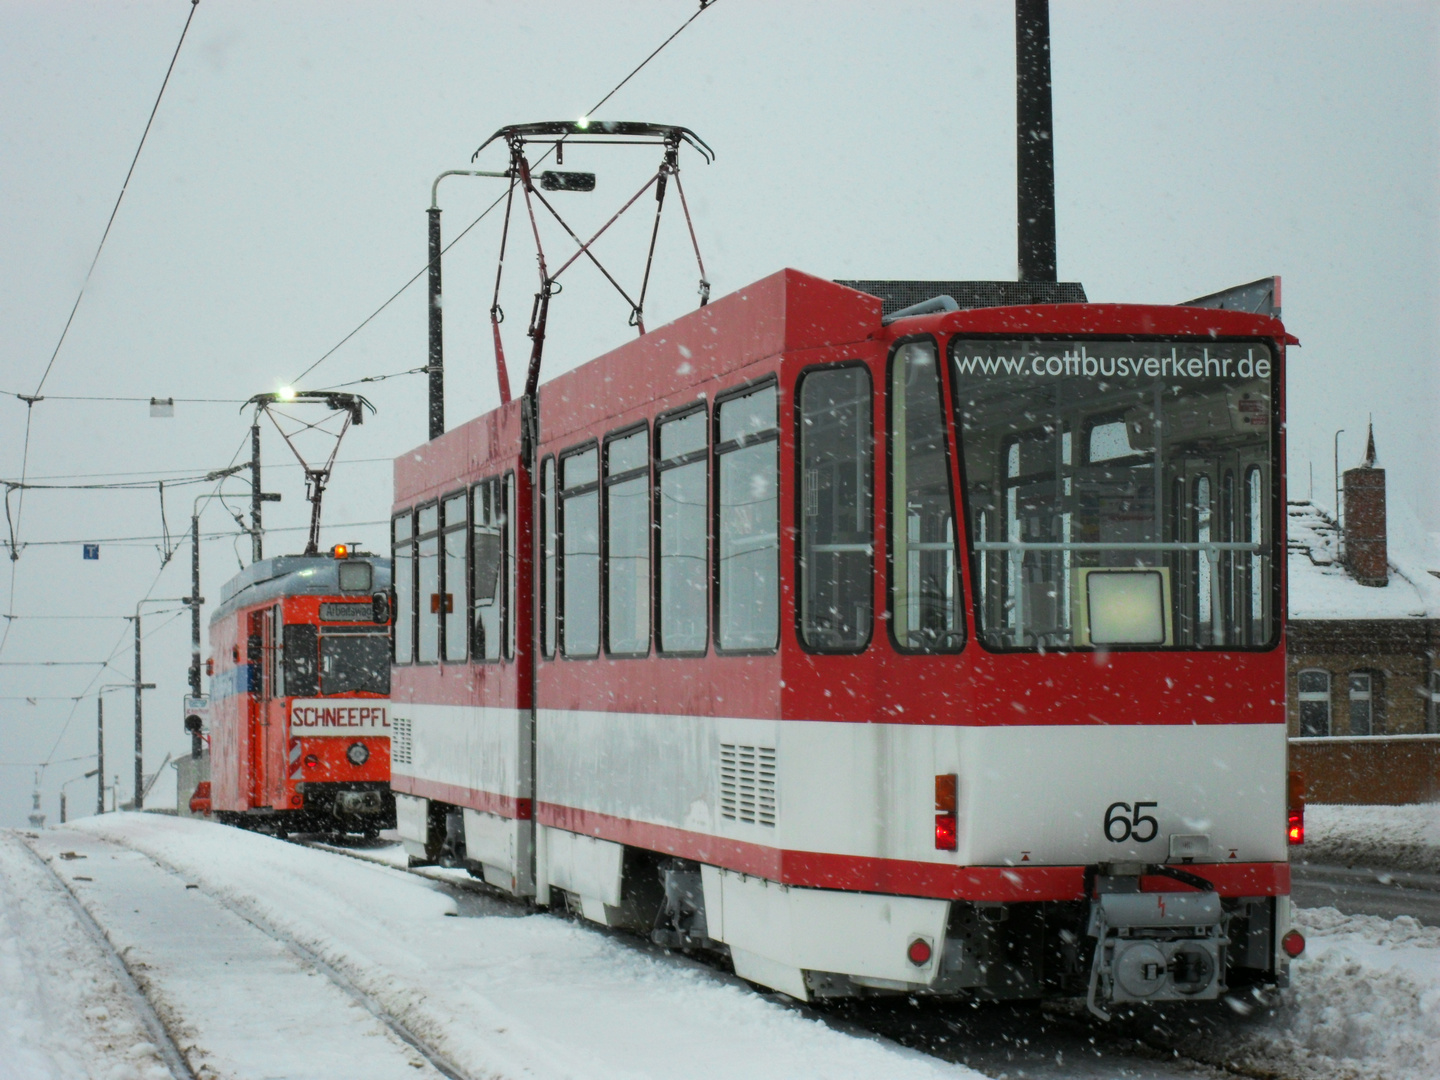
[247,606,283,808]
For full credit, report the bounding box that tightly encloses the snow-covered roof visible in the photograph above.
[1287,500,1440,620]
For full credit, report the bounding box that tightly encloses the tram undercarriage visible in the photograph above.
[216,781,395,838]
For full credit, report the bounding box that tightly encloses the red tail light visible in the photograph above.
[1287,770,1305,845]
[935,774,958,850]
[907,938,933,966]
[1281,929,1306,958]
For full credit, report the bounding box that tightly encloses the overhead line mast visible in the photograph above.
[1016,0,1058,283]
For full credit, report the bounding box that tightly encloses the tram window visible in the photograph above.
[657,407,708,654]
[1349,671,1381,736]
[283,623,319,698]
[605,428,650,656]
[321,628,390,695]
[471,477,506,662]
[716,382,779,652]
[561,446,600,657]
[505,472,516,660]
[441,493,467,663]
[798,366,873,652]
[952,337,1276,651]
[416,503,440,663]
[541,457,557,658]
[1297,669,1330,736]
[392,512,414,665]
[890,341,963,653]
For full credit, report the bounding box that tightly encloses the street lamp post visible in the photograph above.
[60,769,99,824]
[129,600,184,809]
[1333,428,1347,538]
[97,682,142,813]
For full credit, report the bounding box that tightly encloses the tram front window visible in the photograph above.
[320,629,391,694]
[952,339,1276,650]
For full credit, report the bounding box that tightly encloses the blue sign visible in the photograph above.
[83,544,99,560]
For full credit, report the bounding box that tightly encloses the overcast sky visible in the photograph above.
[2,1,1436,826]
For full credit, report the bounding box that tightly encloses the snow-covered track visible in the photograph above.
[84,833,473,1080]
[16,837,198,1080]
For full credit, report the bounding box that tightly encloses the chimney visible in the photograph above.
[1343,423,1387,586]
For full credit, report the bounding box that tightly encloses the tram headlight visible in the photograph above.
[346,742,370,767]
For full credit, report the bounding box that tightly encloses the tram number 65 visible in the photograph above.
[1104,801,1159,843]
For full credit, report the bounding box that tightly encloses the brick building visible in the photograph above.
[1286,428,1440,804]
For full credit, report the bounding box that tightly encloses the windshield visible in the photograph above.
[320,629,391,694]
[951,338,1276,651]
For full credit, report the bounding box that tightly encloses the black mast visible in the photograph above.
[1016,0,1057,283]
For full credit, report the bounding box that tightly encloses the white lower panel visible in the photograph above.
[393,702,530,803]
[539,710,1288,870]
[543,827,623,909]
[461,808,533,895]
[702,865,949,997]
[394,793,428,860]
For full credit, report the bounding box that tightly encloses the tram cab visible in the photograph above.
[209,548,395,835]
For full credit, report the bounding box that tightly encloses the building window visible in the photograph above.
[541,457,556,659]
[798,365,873,652]
[657,407,708,654]
[442,492,468,663]
[605,427,650,656]
[716,382,780,652]
[1297,668,1331,737]
[891,340,963,652]
[416,503,440,663]
[471,477,508,662]
[1348,670,1382,736]
[561,446,601,658]
[392,512,414,664]
[1430,668,1440,734]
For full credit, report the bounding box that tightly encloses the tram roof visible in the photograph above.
[211,553,391,626]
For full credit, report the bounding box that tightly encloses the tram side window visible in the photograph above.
[472,476,507,662]
[657,408,708,654]
[605,428,650,656]
[716,382,779,652]
[1297,669,1331,737]
[798,366,873,652]
[283,623,318,698]
[442,493,467,663]
[392,513,414,664]
[561,446,601,658]
[416,503,440,663]
[890,341,963,653]
[541,458,557,658]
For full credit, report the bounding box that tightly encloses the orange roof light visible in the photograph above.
[331,543,349,559]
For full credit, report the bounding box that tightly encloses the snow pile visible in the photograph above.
[1303,802,1440,873]
[1286,501,1440,620]
[0,831,171,1080]
[69,814,979,1080]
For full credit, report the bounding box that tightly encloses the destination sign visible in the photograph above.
[289,699,390,736]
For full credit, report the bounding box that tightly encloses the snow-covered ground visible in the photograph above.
[13,814,981,1080]
[1303,802,1440,873]
[7,813,1440,1080]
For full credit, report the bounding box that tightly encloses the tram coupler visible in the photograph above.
[1084,866,1227,1019]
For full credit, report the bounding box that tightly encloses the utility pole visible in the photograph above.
[428,203,444,440]
[250,415,263,561]
[133,616,143,808]
[189,509,204,698]
[1016,0,1057,283]
[97,696,104,815]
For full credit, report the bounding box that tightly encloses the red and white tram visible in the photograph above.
[209,548,396,836]
[389,268,1301,1013]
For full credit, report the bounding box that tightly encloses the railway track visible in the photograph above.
[18,840,198,1080]
[27,831,464,1080]
[293,833,1274,1080]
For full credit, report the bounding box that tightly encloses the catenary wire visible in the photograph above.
[3,0,201,657]
[288,0,720,387]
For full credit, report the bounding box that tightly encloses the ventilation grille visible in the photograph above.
[391,716,412,767]
[720,743,776,826]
